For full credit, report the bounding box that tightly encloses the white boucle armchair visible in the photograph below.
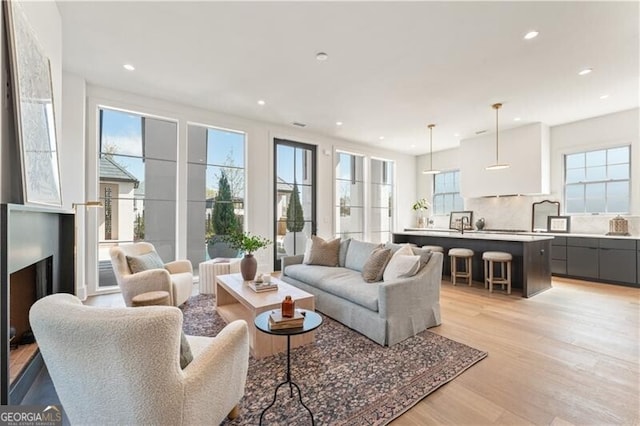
[110,242,193,307]
[30,293,250,425]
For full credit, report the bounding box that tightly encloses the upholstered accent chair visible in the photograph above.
[110,242,193,307]
[30,293,250,425]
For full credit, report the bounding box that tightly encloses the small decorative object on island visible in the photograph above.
[281,295,295,318]
[223,231,271,281]
[475,217,485,230]
[412,198,430,228]
[607,215,630,236]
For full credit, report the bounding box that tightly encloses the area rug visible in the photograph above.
[181,294,487,425]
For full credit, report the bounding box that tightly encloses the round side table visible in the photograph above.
[254,309,322,426]
[131,290,171,307]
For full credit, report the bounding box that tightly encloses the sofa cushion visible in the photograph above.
[126,251,164,273]
[303,236,340,266]
[285,265,380,311]
[361,247,391,282]
[345,240,382,272]
[338,238,351,267]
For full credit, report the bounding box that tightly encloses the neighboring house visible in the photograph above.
[98,156,140,243]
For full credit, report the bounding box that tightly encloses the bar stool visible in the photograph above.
[448,248,474,286]
[422,245,444,253]
[482,251,512,294]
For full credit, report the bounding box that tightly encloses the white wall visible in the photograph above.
[415,108,640,235]
[77,85,415,291]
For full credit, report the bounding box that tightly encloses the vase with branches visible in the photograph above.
[412,198,430,228]
[223,231,272,281]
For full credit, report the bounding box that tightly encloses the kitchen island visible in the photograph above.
[393,230,555,297]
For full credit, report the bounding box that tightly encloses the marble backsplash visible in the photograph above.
[428,195,639,236]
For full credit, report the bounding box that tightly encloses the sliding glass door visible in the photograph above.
[274,139,316,270]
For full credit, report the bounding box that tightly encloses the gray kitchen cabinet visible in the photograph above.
[550,236,567,275]
[566,238,599,280]
[598,239,636,285]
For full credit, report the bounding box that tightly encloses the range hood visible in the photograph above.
[459,123,550,198]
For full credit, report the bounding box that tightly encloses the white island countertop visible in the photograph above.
[403,228,640,240]
[396,230,555,242]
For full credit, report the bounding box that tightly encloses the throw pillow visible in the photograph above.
[302,238,313,264]
[361,247,392,282]
[126,251,164,273]
[179,331,194,369]
[383,245,421,281]
[412,247,433,270]
[303,236,340,267]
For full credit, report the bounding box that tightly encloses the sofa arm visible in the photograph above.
[281,255,304,276]
[120,269,173,307]
[165,260,193,274]
[182,320,250,424]
[378,252,443,318]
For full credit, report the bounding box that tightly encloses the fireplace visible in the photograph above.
[1,204,75,404]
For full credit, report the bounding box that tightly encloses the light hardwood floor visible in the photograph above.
[392,277,640,426]
[84,277,639,425]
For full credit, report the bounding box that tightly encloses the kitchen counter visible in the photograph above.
[404,228,640,240]
[394,231,553,297]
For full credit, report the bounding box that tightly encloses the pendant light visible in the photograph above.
[422,124,441,175]
[486,103,510,170]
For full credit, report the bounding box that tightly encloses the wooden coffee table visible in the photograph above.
[215,273,315,358]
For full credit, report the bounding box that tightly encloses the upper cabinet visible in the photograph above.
[460,123,550,198]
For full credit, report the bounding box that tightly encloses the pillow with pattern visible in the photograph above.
[361,247,392,282]
[303,235,340,267]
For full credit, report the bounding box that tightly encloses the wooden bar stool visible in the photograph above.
[422,245,444,253]
[482,251,512,294]
[448,248,474,286]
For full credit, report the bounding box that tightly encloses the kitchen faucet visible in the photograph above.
[460,216,469,234]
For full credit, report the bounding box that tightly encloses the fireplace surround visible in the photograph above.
[1,203,75,404]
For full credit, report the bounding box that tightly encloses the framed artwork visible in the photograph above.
[4,0,62,206]
[547,216,571,233]
[449,211,474,231]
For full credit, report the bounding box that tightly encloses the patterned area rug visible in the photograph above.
[181,294,487,426]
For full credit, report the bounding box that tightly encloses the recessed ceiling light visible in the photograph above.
[600,94,609,99]
[336,121,343,126]
[453,133,460,137]
[379,136,385,140]
[524,31,539,40]
[316,52,328,61]
[123,64,135,71]
[578,68,593,76]
[410,144,416,148]
[257,99,266,106]
[514,117,521,121]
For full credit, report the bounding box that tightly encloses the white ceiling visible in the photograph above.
[57,1,639,155]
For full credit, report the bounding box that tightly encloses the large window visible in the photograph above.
[565,146,630,214]
[433,170,464,215]
[187,125,245,273]
[335,152,364,240]
[370,158,394,243]
[98,108,177,287]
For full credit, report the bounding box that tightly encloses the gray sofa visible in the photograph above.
[281,239,443,346]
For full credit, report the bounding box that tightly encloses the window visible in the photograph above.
[187,124,246,272]
[433,170,464,215]
[335,152,364,240]
[98,108,177,287]
[369,158,394,244]
[565,146,630,214]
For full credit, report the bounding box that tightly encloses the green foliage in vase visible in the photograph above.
[223,231,271,254]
